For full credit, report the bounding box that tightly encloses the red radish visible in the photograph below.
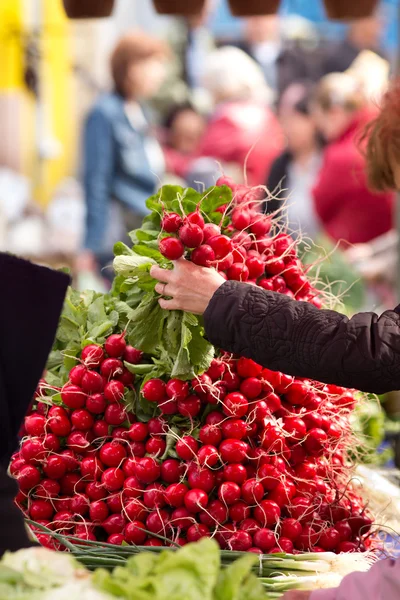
[101,358,123,379]
[104,380,125,403]
[146,509,170,534]
[105,334,126,359]
[81,345,104,368]
[118,367,134,387]
[124,345,143,364]
[21,438,46,464]
[191,374,212,399]
[102,514,126,535]
[99,442,127,467]
[199,499,228,528]
[86,393,106,415]
[125,521,147,544]
[70,494,89,516]
[30,500,54,521]
[108,533,125,545]
[319,527,340,551]
[222,392,249,418]
[205,411,225,426]
[25,414,46,437]
[17,465,40,493]
[61,384,86,409]
[69,364,87,386]
[89,501,109,523]
[203,223,221,241]
[81,456,103,481]
[60,472,86,495]
[35,479,60,499]
[216,175,236,189]
[161,212,183,233]
[92,420,109,438]
[227,263,249,281]
[229,530,252,551]
[145,436,166,457]
[102,468,125,492]
[253,528,276,552]
[142,379,166,403]
[86,482,107,501]
[222,371,241,391]
[199,424,222,447]
[237,358,262,379]
[171,507,193,530]
[166,379,189,401]
[336,520,353,542]
[176,436,198,461]
[59,449,79,472]
[161,459,184,484]
[223,463,247,485]
[240,377,262,399]
[187,523,210,542]
[198,445,219,468]
[43,456,67,480]
[188,467,215,494]
[159,236,185,260]
[134,457,161,484]
[241,478,264,504]
[259,278,274,291]
[104,404,127,426]
[157,397,178,415]
[246,256,265,279]
[304,428,328,456]
[123,475,141,498]
[71,409,94,431]
[221,419,247,440]
[178,395,201,418]
[191,245,216,267]
[143,483,166,509]
[206,359,226,381]
[281,518,302,541]
[81,371,104,394]
[250,215,271,236]
[165,483,187,508]
[124,499,147,522]
[229,501,251,523]
[208,235,233,259]
[184,488,208,513]
[218,481,241,505]
[232,208,251,230]
[179,223,204,248]
[283,416,307,442]
[128,422,148,442]
[254,500,281,527]
[187,211,205,229]
[219,439,248,463]
[42,434,60,453]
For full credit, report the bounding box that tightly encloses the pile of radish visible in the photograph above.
[10,178,373,556]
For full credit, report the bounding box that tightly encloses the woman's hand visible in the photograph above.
[150,258,226,314]
[281,592,312,600]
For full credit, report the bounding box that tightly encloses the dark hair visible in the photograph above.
[110,31,169,97]
[279,80,315,116]
[163,102,199,130]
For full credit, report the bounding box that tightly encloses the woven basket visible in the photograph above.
[153,0,205,15]
[228,0,281,16]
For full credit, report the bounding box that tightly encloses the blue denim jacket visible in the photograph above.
[83,93,159,254]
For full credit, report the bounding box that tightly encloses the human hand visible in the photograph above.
[281,591,311,600]
[150,258,226,314]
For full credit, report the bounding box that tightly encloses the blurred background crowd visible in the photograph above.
[1,0,399,312]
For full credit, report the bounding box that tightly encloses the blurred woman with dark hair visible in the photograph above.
[78,31,169,280]
[267,80,322,239]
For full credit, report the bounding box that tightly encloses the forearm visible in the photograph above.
[204,281,400,394]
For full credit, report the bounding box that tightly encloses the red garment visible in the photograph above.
[312,109,394,245]
[195,101,284,186]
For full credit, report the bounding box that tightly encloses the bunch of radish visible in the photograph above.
[159,177,321,306]
[10,177,373,555]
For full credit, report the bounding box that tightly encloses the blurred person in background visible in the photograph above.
[267,80,322,240]
[188,46,284,188]
[161,103,206,179]
[311,72,394,247]
[236,15,322,101]
[322,11,386,76]
[78,31,168,281]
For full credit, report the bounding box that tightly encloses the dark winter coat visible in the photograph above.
[0,254,69,554]
[204,280,400,395]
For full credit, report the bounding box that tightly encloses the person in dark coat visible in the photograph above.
[0,254,69,555]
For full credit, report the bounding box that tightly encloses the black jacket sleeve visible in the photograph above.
[0,254,70,465]
[204,281,400,395]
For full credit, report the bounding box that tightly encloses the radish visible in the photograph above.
[124,499,147,522]
[128,422,148,442]
[188,467,215,493]
[199,424,222,446]
[145,436,166,457]
[229,530,252,551]
[221,419,247,440]
[30,500,54,521]
[143,483,166,509]
[123,475,141,499]
[143,379,166,402]
[203,223,221,242]
[214,253,234,271]
[216,176,236,189]
[89,501,109,523]
[86,393,107,415]
[86,482,107,501]
[71,409,94,431]
[304,428,328,456]
[241,478,264,504]
[99,442,127,467]
[240,377,262,399]
[159,237,185,260]
[104,380,125,403]
[70,494,90,516]
[81,344,104,368]
[108,533,125,545]
[176,436,198,461]
[179,223,204,248]
[161,212,183,233]
[125,521,147,544]
[104,404,127,426]
[229,501,251,523]
[35,479,60,499]
[199,499,228,528]
[246,255,265,279]
[157,397,178,415]
[43,456,67,480]
[133,457,161,484]
[227,263,249,282]
[160,459,184,484]
[165,483,187,507]
[81,371,104,394]
[219,439,248,463]
[61,384,86,409]
[222,392,249,418]
[187,211,205,229]
[92,419,109,438]
[253,528,276,552]
[101,468,125,492]
[254,500,281,527]
[25,414,46,437]
[101,358,123,379]
[124,345,143,364]
[184,488,208,513]
[218,481,241,505]
[187,523,210,542]
[236,358,262,379]
[208,235,233,259]
[223,463,247,485]
[146,509,170,534]
[250,215,271,237]
[178,395,201,418]
[197,445,219,468]
[102,514,126,535]
[232,209,251,230]
[191,245,216,267]
[105,333,127,358]
[81,456,103,481]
